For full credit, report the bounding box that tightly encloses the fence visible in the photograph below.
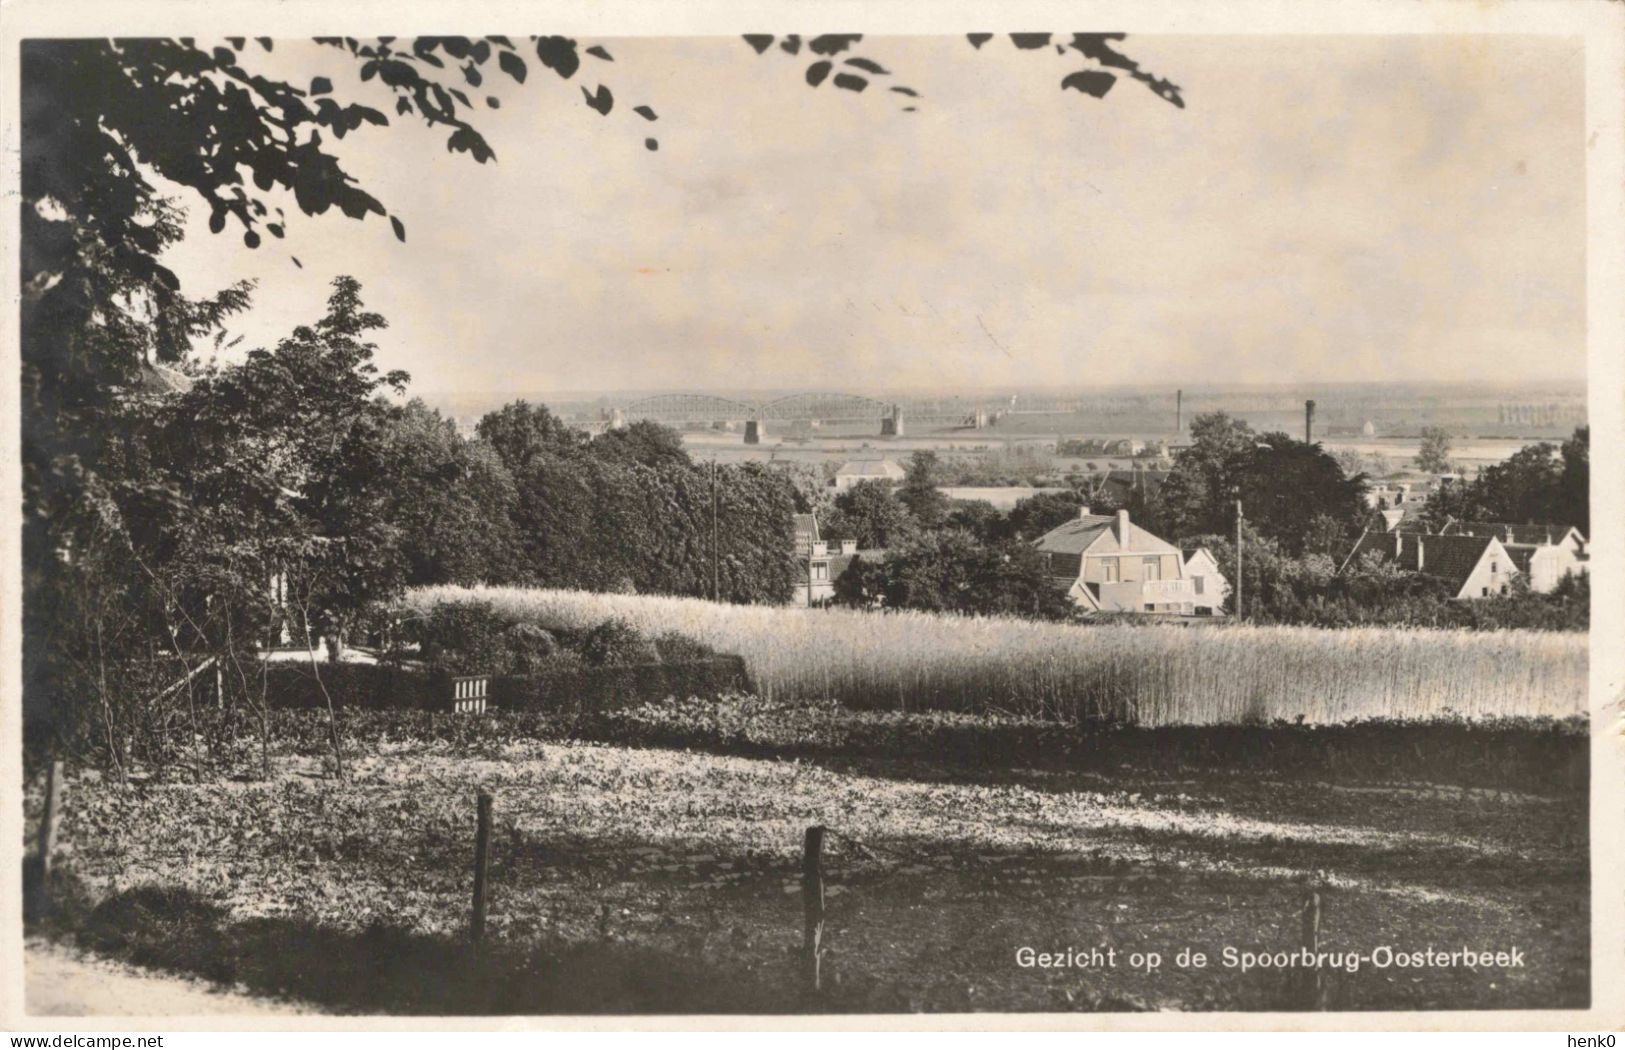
[29,771,1343,1013]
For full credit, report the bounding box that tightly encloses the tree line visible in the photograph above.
[23,276,798,767]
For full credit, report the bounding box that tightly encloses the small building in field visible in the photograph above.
[832,458,906,492]
[1034,508,1211,615]
[1437,521,1589,593]
[1340,530,1521,599]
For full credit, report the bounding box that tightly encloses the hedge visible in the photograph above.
[490,657,750,713]
[263,657,751,713]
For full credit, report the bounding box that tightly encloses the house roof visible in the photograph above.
[1184,546,1221,571]
[1032,515,1117,555]
[1343,531,1504,593]
[836,459,905,478]
[793,513,819,541]
[1034,513,1181,557]
[1440,520,1582,547]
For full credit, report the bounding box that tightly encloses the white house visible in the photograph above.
[1033,508,1213,615]
[1438,521,1589,593]
[1341,530,1521,599]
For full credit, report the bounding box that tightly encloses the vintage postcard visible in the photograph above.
[2,0,1622,1034]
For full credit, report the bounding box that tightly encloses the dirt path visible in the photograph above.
[24,940,309,1017]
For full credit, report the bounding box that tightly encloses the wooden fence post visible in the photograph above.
[802,826,826,998]
[1301,888,1324,1010]
[38,760,63,894]
[471,791,493,945]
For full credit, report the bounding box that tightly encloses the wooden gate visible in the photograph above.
[449,675,488,714]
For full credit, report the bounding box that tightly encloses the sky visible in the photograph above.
[160,34,1587,400]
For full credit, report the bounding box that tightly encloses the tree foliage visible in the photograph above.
[1415,426,1453,473]
[833,529,1074,621]
[1421,427,1589,534]
[1157,413,1366,554]
[824,479,919,550]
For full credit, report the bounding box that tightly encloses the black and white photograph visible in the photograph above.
[3,0,1622,1031]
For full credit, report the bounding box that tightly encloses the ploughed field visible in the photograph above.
[26,705,1588,1014]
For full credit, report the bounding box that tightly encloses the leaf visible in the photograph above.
[397,97,413,115]
[633,105,657,121]
[267,223,285,239]
[966,33,993,49]
[743,35,775,54]
[536,36,580,79]
[833,72,868,92]
[209,210,226,234]
[890,86,918,97]
[487,96,501,109]
[1061,70,1116,98]
[1011,33,1052,49]
[805,61,832,88]
[645,138,659,152]
[498,48,527,83]
[243,229,261,249]
[779,35,801,55]
[257,37,273,51]
[845,57,888,75]
[582,84,614,115]
[808,35,861,56]
[585,45,613,61]
[390,216,406,243]
[310,76,333,95]
[292,256,302,268]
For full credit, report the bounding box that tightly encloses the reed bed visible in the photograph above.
[405,586,1588,726]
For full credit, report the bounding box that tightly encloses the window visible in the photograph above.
[813,563,828,581]
[1193,575,1205,595]
[1143,557,1161,581]
[1104,559,1119,583]
[1491,560,1498,574]
[1482,587,1489,597]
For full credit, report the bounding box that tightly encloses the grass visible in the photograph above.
[26,717,1589,1014]
[405,586,1587,726]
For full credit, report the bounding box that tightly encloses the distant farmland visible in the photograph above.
[405,587,1588,726]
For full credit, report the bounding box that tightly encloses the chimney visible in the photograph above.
[1305,399,1316,443]
[1175,389,1183,433]
[1116,509,1130,543]
[1416,536,1425,572]
[1394,531,1403,558]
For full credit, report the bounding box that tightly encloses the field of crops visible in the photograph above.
[405,587,1588,726]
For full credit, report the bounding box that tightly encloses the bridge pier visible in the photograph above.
[744,419,763,445]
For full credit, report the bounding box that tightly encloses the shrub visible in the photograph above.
[577,618,659,666]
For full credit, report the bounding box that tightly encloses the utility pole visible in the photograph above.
[1235,499,1244,620]
[710,458,720,602]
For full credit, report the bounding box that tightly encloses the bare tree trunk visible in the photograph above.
[93,621,126,782]
[299,616,345,782]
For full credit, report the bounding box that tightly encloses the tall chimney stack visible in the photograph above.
[1305,399,1316,443]
[1176,389,1183,433]
[1116,509,1130,543]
